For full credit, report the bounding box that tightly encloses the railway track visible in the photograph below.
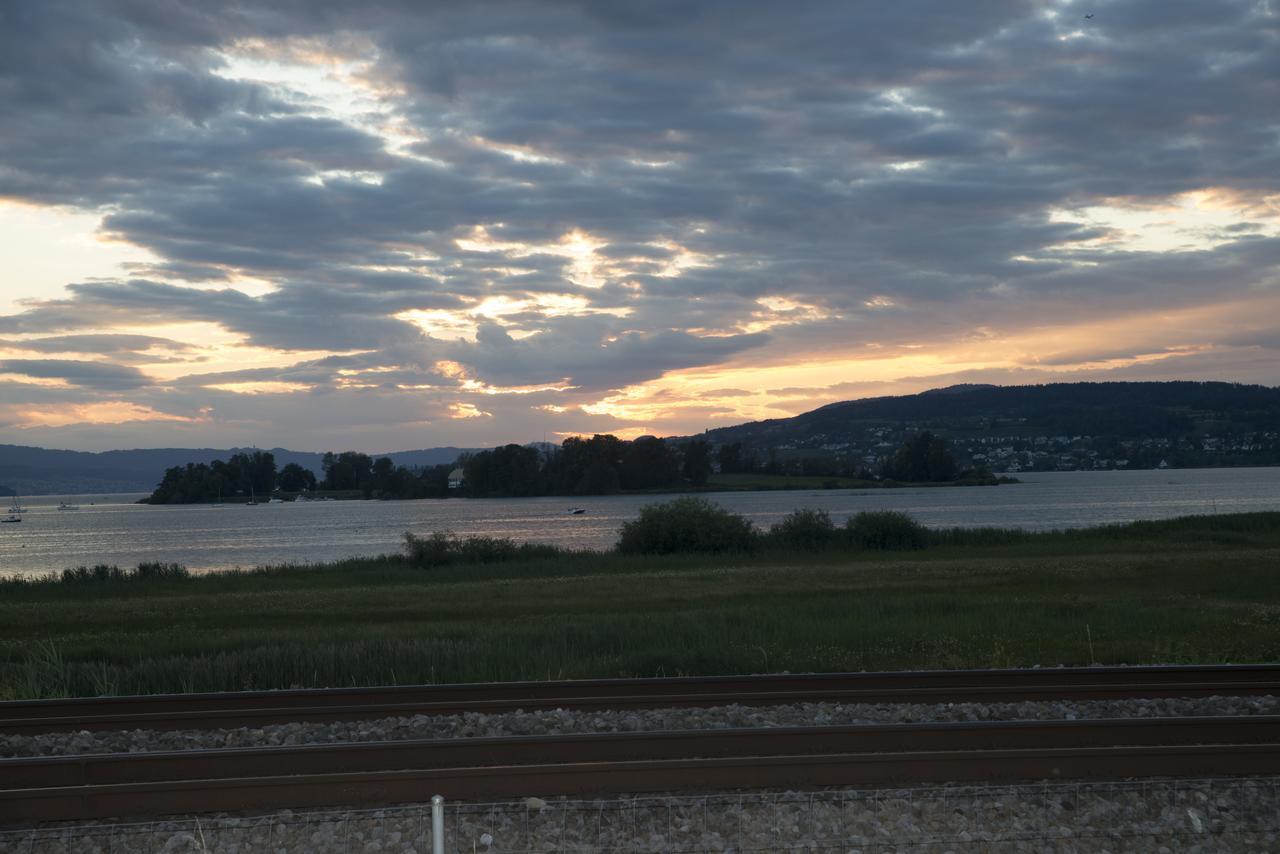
[3,663,1279,735]
[4,716,1280,823]
[4,665,1280,825]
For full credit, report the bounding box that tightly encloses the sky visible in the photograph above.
[1,0,1278,452]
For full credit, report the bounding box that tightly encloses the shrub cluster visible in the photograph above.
[617,502,936,555]
[767,508,837,551]
[844,510,930,550]
[58,562,190,583]
[929,526,1030,547]
[403,531,563,568]
[760,508,931,551]
[618,497,757,554]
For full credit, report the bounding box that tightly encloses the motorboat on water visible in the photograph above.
[567,507,586,515]
[58,502,80,511]
[2,513,20,523]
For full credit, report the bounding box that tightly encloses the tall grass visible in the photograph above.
[403,531,565,567]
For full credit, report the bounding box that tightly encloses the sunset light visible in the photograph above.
[0,0,1275,454]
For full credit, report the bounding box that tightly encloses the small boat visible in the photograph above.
[7,494,25,514]
[567,507,586,515]
[58,502,80,511]
[1,514,20,524]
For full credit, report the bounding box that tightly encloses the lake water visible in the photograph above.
[2,467,1279,577]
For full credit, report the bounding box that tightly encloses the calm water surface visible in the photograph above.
[2,467,1278,577]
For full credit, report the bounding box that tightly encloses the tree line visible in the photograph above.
[144,451,454,504]
[144,431,984,504]
[459,435,712,497]
[459,431,990,496]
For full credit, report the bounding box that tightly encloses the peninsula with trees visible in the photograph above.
[140,429,996,504]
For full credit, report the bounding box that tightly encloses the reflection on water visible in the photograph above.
[2,467,1279,577]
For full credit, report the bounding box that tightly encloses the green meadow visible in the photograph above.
[2,512,1279,699]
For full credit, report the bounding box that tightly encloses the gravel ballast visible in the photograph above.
[4,778,1279,852]
[4,694,1280,758]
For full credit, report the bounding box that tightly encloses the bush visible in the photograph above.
[768,508,837,551]
[617,497,756,554]
[133,562,191,580]
[846,511,929,550]
[61,564,126,583]
[57,562,190,583]
[404,531,454,566]
[929,526,1030,547]
[403,531,562,568]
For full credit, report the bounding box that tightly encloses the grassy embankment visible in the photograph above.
[2,512,1279,699]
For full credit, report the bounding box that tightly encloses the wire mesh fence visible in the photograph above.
[3,776,1279,852]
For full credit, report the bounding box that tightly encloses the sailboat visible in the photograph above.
[246,486,258,506]
[7,493,25,514]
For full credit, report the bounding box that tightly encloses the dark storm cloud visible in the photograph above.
[0,334,195,356]
[1,0,1278,444]
[0,359,150,390]
[173,350,452,389]
[452,319,769,391]
[0,279,443,352]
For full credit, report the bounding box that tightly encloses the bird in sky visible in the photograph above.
[1084,13,1094,18]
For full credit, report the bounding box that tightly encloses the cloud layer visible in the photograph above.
[1,0,1277,449]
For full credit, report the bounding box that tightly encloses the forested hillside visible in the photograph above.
[702,382,1280,474]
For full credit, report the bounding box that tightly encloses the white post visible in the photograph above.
[431,794,445,854]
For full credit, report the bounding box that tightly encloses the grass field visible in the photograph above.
[2,513,1279,699]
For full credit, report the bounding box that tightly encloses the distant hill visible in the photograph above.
[6,382,1280,494]
[0,445,479,496]
[702,381,1280,473]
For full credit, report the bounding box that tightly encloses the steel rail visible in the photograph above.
[4,663,1277,718]
[4,664,1280,735]
[6,715,1280,791]
[5,740,1280,824]
[5,716,1280,823]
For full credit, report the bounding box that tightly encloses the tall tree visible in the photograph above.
[682,439,713,485]
[619,436,679,490]
[322,451,373,490]
[883,431,957,482]
[717,442,745,474]
[277,462,316,493]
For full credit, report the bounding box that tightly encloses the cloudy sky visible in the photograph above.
[1,0,1278,452]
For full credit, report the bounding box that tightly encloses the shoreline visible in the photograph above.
[137,475,1021,505]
